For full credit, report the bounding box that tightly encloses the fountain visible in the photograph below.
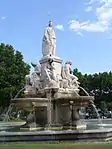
[1,21,112,142]
[8,21,93,131]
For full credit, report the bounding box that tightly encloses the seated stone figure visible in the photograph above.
[30,62,41,89]
[25,75,32,86]
[61,61,80,89]
[60,66,69,88]
[25,62,41,92]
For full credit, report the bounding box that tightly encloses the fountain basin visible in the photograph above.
[11,89,94,131]
[0,122,26,131]
[0,128,112,142]
[11,95,94,109]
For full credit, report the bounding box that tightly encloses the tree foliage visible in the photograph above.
[73,68,112,109]
[0,43,30,107]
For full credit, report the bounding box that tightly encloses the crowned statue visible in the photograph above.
[42,21,56,57]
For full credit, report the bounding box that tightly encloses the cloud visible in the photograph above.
[85,6,92,12]
[69,20,107,32]
[85,0,100,5]
[69,0,112,33]
[1,16,7,20]
[55,24,64,31]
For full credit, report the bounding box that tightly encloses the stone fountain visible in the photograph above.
[1,21,112,142]
[11,21,94,130]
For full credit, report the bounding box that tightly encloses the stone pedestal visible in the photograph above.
[55,103,70,125]
[72,107,86,130]
[35,107,47,126]
[39,55,62,82]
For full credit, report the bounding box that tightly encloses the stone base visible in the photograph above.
[39,55,62,84]
[63,124,87,130]
[1,128,112,142]
[73,124,87,130]
[21,123,87,131]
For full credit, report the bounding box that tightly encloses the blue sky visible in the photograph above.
[0,0,112,74]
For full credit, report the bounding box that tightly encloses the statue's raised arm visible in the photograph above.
[42,21,56,57]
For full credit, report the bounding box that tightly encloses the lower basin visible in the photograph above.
[0,122,26,131]
[0,119,112,142]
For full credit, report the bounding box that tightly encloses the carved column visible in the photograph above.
[46,89,52,128]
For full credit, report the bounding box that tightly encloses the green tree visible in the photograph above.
[73,68,112,109]
[0,43,30,108]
